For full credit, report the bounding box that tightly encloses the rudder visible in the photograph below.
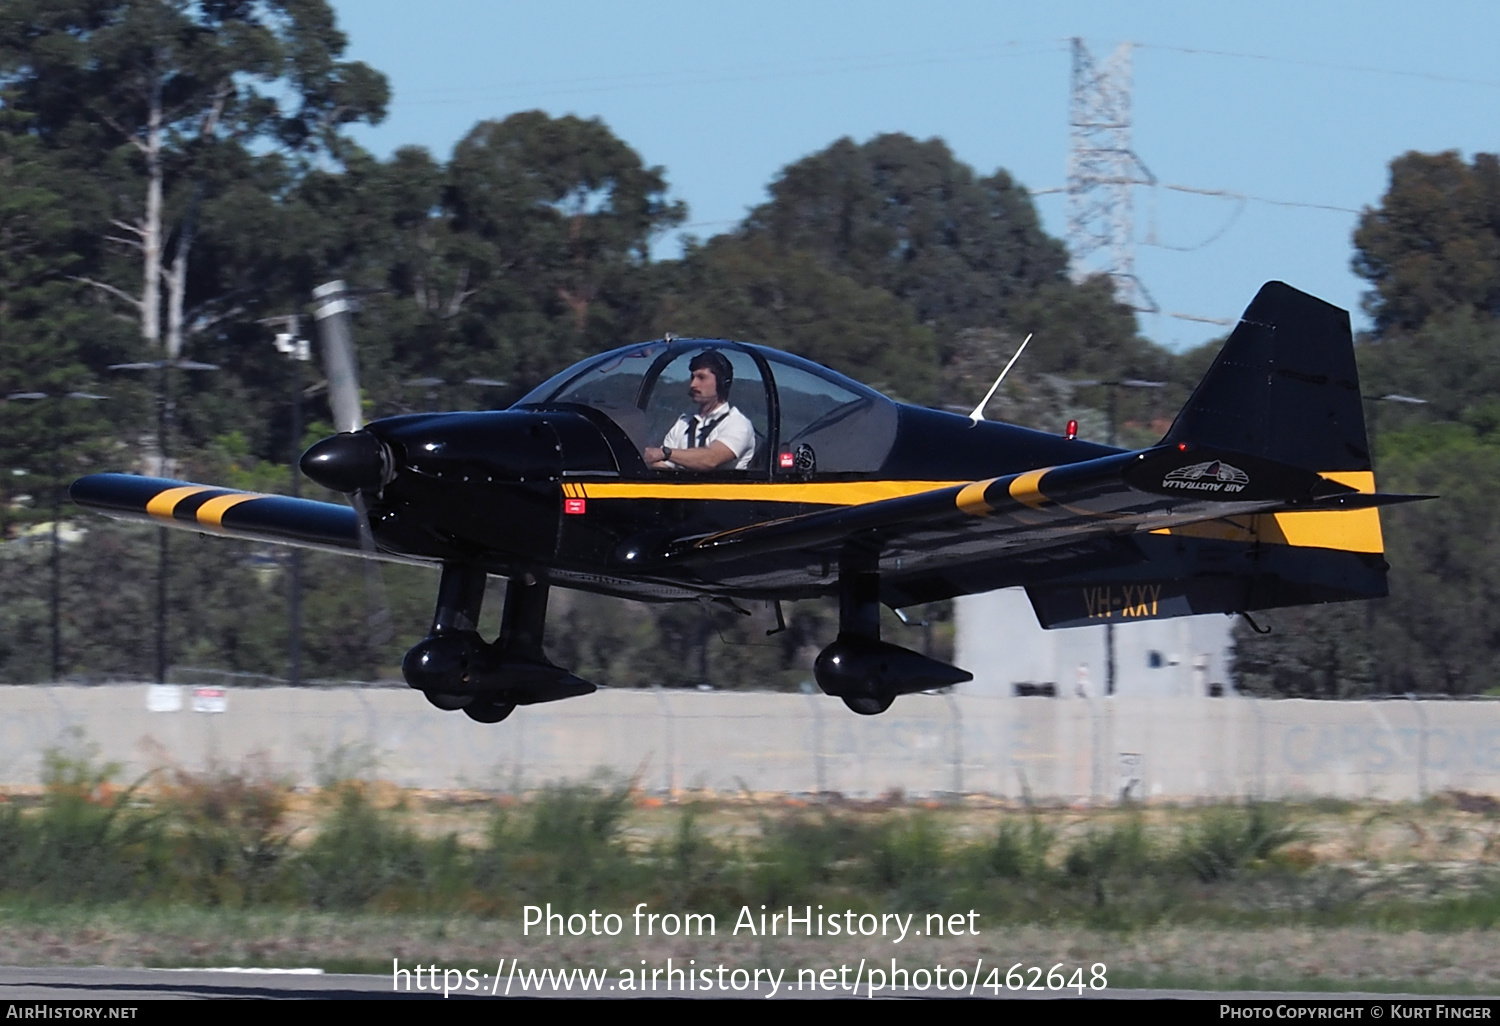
[1164,282,1370,473]
[1025,283,1390,629]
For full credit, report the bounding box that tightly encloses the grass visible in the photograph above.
[2,751,1498,928]
[0,748,1497,989]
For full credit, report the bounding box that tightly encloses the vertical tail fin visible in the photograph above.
[1023,282,1392,629]
[1164,281,1370,473]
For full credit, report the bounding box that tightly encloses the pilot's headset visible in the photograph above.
[690,350,734,401]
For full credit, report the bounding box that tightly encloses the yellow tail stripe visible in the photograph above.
[145,486,208,519]
[1148,470,1385,553]
[196,493,258,528]
[1256,469,1382,554]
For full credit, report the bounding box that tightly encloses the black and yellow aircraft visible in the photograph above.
[71,281,1422,722]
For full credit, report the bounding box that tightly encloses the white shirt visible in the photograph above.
[662,402,756,470]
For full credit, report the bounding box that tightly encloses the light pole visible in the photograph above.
[1072,378,1166,696]
[109,357,219,683]
[5,389,108,681]
[263,315,312,685]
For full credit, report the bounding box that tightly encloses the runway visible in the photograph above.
[0,966,1486,1002]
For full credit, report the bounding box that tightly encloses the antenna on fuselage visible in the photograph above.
[967,333,1033,425]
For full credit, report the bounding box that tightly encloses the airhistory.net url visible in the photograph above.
[392,957,1108,997]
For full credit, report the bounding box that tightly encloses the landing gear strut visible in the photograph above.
[813,545,971,715]
[402,563,594,722]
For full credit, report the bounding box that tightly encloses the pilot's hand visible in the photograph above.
[645,446,666,464]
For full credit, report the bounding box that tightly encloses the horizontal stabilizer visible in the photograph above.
[1306,491,1436,511]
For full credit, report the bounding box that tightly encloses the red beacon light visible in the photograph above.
[1065,419,1078,440]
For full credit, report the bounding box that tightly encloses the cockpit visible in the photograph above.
[514,339,900,476]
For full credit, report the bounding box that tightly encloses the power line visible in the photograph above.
[383,36,1500,110]
[1135,42,1500,91]
[1157,183,1360,215]
[1035,182,1361,216]
[388,41,1065,107]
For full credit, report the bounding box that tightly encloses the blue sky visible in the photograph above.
[331,0,1500,351]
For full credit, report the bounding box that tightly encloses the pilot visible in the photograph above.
[645,350,755,471]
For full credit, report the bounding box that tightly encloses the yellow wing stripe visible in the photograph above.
[195,493,258,528]
[956,479,998,515]
[1008,469,1051,509]
[577,480,965,504]
[145,486,209,519]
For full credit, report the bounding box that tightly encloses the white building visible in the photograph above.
[954,588,1233,699]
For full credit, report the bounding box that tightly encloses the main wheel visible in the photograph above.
[463,700,516,723]
[424,691,473,711]
[841,693,894,716]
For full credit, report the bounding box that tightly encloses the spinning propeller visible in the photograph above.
[303,280,394,649]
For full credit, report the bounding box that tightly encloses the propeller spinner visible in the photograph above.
[300,431,389,494]
[306,280,391,496]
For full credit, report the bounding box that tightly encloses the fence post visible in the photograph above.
[944,692,963,796]
[652,686,676,796]
[1407,693,1428,802]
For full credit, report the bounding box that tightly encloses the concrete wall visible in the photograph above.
[4,684,1498,802]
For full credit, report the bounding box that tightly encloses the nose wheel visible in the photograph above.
[406,563,595,723]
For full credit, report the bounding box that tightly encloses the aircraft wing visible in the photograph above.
[69,473,431,565]
[626,444,1416,574]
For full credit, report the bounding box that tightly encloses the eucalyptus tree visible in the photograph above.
[0,0,389,361]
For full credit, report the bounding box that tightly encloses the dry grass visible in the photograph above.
[0,775,1498,991]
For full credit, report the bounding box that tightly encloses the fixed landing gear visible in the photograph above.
[813,546,971,715]
[403,563,594,722]
[421,690,515,721]
[462,700,515,723]
[841,694,894,716]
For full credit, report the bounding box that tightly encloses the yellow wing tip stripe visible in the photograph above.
[956,479,998,515]
[143,485,268,530]
[1008,468,1051,509]
[145,486,209,519]
[196,493,258,528]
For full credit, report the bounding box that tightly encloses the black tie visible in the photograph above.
[693,413,725,447]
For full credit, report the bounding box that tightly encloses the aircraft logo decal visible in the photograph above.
[1162,460,1249,493]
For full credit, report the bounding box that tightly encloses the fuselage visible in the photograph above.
[344,338,1119,603]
